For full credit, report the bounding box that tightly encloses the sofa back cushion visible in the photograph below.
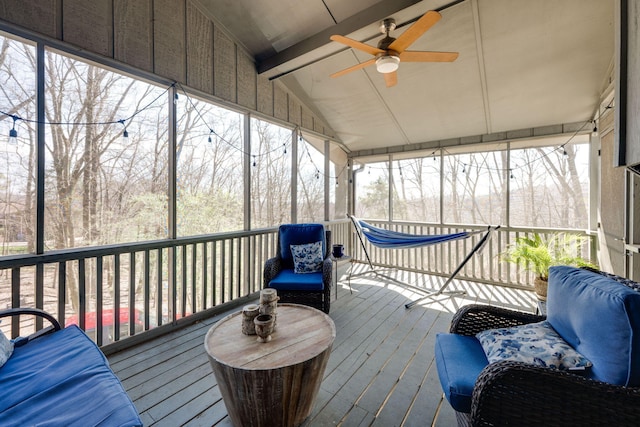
[547,266,640,386]
[278,223,326,267]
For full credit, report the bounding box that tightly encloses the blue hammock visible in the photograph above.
[356,219,471,249]
[349,216,499,308]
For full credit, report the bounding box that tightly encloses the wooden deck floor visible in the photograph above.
[108,264,538,427]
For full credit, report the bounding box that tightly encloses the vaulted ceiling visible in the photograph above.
[196,0,615,155]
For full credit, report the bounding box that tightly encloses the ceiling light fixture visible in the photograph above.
[376,55,400,74]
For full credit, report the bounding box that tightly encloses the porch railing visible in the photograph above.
[0,219,593,351]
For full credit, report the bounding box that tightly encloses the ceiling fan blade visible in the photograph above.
[330,35,385,56]
[399,50,459,62]
[383,71,398,87]
[388,10,441,53]
[330,58,376,78]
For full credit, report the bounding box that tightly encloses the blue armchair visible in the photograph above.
[263,223,332,313]
[434,266,640,426]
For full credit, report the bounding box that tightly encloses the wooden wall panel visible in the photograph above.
[63,0,112,57]
[236,51,256,109]
[0,0,59,38]
[288,96,301,126]
[186,2,213,94]
[599,108,625,274]
[273,84,288,121]
[257,75,273,116]
[114,0,153,72]
[153,0,186,82]
[301,106,313,131]
[214,26,236,102]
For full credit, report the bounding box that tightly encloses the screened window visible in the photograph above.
[355,161,389,220]
[297,137,324,222]
[509,137,589,228]
[44,49,169,249]
[393,156,441,223]
[0,34,36,255]
[250,118,291,228]
[442,149,506,225]
[176,96,244,235]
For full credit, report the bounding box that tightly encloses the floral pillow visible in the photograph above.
[290,241,323,273]
[476,320,592,371]
[0,330,14,368]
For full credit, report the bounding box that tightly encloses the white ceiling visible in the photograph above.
[197,0,615,155]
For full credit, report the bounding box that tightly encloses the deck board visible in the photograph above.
[108,263,537,426]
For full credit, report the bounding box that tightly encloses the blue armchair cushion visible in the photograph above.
[435,333,489,413]
[0,330,13,368]
[548,266,640,386]
[0,325,142,426]
[476,320,592,371]
[290,241,323,273]
[268,269,325,291]
[279,223,326,266]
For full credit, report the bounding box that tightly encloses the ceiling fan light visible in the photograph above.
[376,55,400,73]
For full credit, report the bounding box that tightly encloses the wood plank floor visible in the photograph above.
[108,263,538,427]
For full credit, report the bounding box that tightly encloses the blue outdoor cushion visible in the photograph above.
[268,269,325,291]
[476,320,592,371]
[435,333,489,413]
[548,266,640,386]
[0,325,142,427]
[279,223,326,266]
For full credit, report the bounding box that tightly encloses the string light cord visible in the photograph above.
[1,83,174,129]
[3,79,345,183]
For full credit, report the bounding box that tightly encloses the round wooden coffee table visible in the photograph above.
[204,303,336,427]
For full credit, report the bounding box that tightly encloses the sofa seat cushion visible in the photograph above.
[0,325,142,427]
[435,333,489,413]
[548,266,640,386]
[268,269,325,291]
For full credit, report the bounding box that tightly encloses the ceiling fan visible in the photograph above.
[329,10,458,87]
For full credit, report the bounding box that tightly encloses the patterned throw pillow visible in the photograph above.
[290,241,323,273]
[0,329,14,368]
[476,320,592,371]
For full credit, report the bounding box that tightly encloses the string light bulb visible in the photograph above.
[8,115,18,144]
[208,129,213,143]
[119,119,128,142]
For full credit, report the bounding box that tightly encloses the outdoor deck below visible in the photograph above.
[107,263,538,426]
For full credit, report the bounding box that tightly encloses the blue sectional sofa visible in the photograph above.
[0,308,142,427]
[435,266,640,426]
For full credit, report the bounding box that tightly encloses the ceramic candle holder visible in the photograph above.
[254,314,275,343]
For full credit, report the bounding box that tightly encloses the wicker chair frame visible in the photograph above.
[449,270,640,426]
[263,229,332,313]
